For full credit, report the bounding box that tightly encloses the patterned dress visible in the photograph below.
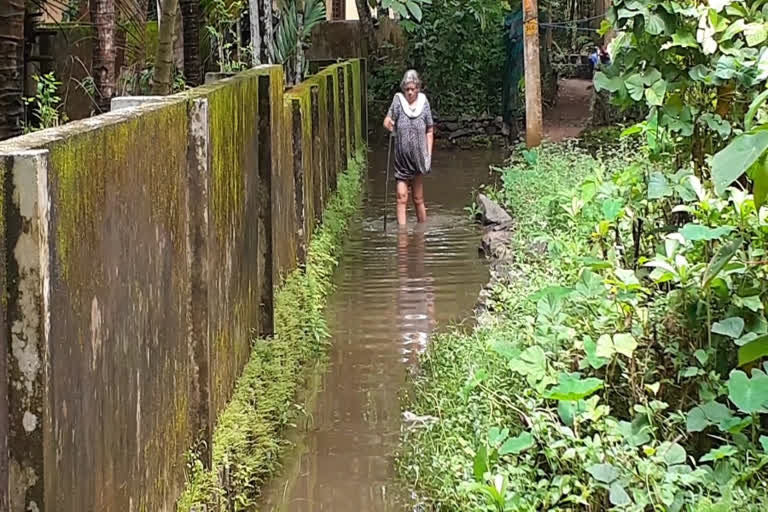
[387,93,434,181]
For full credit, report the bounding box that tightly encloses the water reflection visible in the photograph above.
[260,148,499,512]
[397,227,435,363]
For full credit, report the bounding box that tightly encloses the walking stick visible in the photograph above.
[384,131,393,231]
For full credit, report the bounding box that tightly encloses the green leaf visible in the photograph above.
[613,333,638,358]
[721,18,746,41]
[544,373,604,401]
[618,416,651,446]
[648,171,673,199]
[701,401,733,424]
[645,13,666,35]
[712,317,745,338]
[609,482,632,506]
[694,349,709,365]
[734,294,763,312]
[405,0,423,21]
[658,442,687,466]
[473,444,488,481]
[508,346,548,382]
[557,400,577,426]
[738,335,768,366]
[584,336,609,369]
[700,113,732,139]
[712,131,768,195]
[645,79,667,106]
[586,463,619,483]
[490,339,519,360]
[700,445,738,462]
[625,74,646,101]
[594,71,623,93]
[596,334,615,359]
[749,155,768,209]
[727,369,768,414]
[689,65,716,84]
[760,436,768,453]
[680,223,733,241]
[686,406,709,432]
[702,237,743,289]
[498,432,534,455]
[601,198,624,220]
[744,22,768,46]
[746,90,768,132]
[664,31,698,48]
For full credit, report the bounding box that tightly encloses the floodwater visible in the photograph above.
[261,147,500,511]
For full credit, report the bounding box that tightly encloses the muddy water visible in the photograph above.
[261,147,500,511]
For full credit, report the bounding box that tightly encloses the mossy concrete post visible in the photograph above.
[1,150,52,512]
[325,74,338,192]
[346,63,356,155]
[0,156,7,512]
[186,98,213,468]
[310,85,324,224]
[257,74,274,336]
[337,66,348,171]
[290,98,307,262]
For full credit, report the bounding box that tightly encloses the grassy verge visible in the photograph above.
[177,151,364,510]
[399,143,768,511]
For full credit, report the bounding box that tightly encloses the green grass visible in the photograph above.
[177,151,364,511]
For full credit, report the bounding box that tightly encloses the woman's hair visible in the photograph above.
[401,69,422,91]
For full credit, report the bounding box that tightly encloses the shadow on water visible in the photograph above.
[260,146,502,511]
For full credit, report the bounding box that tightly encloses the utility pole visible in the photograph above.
[523,0,543,147]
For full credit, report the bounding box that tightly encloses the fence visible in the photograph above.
[0,59,366,512]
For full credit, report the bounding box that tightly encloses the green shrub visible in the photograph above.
[400,144,768,511]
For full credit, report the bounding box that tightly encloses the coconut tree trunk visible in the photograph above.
[263,0,275,63]
[354,0,375,54]
[90,0,117,113]
[0,0,25,140]
[152,0,179,94]
[249,0,261,65]
[180,0,201,85]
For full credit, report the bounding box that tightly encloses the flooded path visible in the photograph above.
[261,147,500,511]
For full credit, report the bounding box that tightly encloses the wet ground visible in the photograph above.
[544,78,593,142]
[261,147,500,511]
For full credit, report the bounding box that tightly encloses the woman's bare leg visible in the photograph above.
[396,180,409,225]
[411,175,427,223]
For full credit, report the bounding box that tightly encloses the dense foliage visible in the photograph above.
[400,142,768,510]
[403,0,508,117]
[596,0,768,166]
[177,152,364,511]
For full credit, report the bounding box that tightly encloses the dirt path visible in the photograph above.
[544,78,593,142]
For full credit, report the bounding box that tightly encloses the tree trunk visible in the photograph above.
[354,0,376,55]
[0,0,25,140]
[263,0,275,63]
[249,0,261,65]
[90,0,117,113]
[152,0,179,94]
[180,0,201,85]
[295,12,304,84]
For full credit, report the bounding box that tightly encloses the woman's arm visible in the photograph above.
[384,115,394,132]
[426,127,434,155]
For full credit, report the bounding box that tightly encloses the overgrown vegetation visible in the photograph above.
[405,0,507,116]
[399,143,768,511]
[24,72,68,132]
[177,152,364,511]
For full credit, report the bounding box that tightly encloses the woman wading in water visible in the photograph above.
[383,70,434,225]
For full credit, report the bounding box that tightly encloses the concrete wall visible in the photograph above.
[0,59,366,512]
[307,21,368,60]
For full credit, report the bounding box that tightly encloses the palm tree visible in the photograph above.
[180,0,202,85]
[152,0,179,93]
[91,0,117,112]
[0,0,25,140]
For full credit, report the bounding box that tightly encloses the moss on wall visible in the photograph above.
[48,100,188,286]
[177,151,366,511]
